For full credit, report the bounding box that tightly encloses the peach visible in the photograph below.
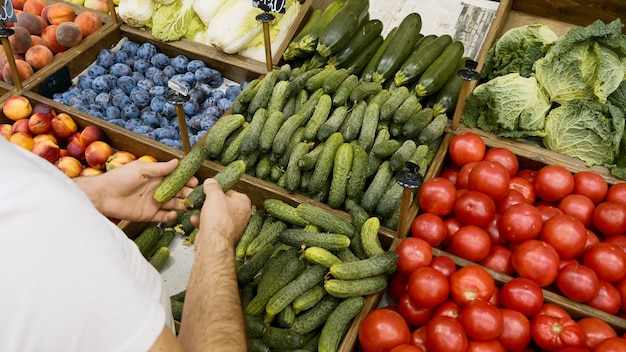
[105,150,137,171]
[85,140,113,170]
[55,156,82,178]
[50,112,77,137]
[0,52,24,74]
[0,124,13,139]
[79,125,104,146]
[22,0,47,16]
[16,11,43,35]
[10,131,35,150]
[83,0,108,13]
[30,35,47,48]
[31,139,60,163]
[25,44,54,70]
[2,95,32,121]
[41,25,66,53]
[138,155,158,163]
[45,3,75,25]
[33,133,57,144]
[8,26,33,54]
[12,0,27,10]
[28,111,53,134]
[59,148,68,157]
[80,167,103,176]
[3,59,34,85]
[32,102,56,117]
[65,136,86,160]
[11,118,31,135]
[55,21,82,48]
[73,11,101,37]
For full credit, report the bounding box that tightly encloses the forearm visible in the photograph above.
[178,232,247,352]
[73,175,106,214]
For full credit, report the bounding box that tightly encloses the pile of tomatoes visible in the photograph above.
[357,132,626,351]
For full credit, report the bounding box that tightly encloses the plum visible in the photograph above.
[117,76,137,95]
[200,114,218,131]
[144,66,160,81]
[150,95,166,113]
[133,59,150,74]
[124,118,142,130]
[217,98,232,111]
[96,49,115,68]
[122,104,140,119]
[121,40,139,57]
[160,138,182,149]
[187,59,206,73]
[137,78,154,92]
[105,106,121,120]
[82,88,98,101]
[130,88,150,108]
[207,68,224,88]
[170,55,189,73]
[109,119,126,127]
[132,125,153,136]
[225,85,242,100]
[151,71,169,87]
[109,63,132,78]
[140,110,160,127]
[88,64,107,77]
[137,42,157,61]
[154,126,178,140]
[150,53,170,69]
[163,65,176,79]
[95,92,110,106]
[210,89,225,100]
[149,85,167,98]
[188,114,203,130]
[131,71,145,82]
[78,75,95,90]
[162,102,177,119]
[183,101,199,116]
[114,50,128,64]
[111,93,132,109]
[91,74,113,93]
[189,83,210,102]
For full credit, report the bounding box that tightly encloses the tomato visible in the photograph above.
[583,242,626,283]
[540,214,588,259]
[359,308,411,352]
[432,300,461,319]
[439,168,458,187]
[429,255,456,280]
[584,229,601,252]
[417,177,457,216]
[449,265,496,306]
[442,217,462,246]
[605,183,626,205]
[594,337,626,351]
[558,194,596,228]
[388,272,408,304]
[498,202,543,244]
[572,170,609,205]
[395,237,433,277]
[496,189,528,214]
[480,245,514,276]
[604,235,626,253]
[592,201,626,236]
[466,339,506,352]
[556,263,600,302]
[468,160,511,201]
[577,317,618,350]
[511,239,560,287]
[498,277,543,316]
[498,309,531,352]
[515,169,537,183]
[509,176,537,204]
[618,279,626,312]
[531,314,584,351]
[389,343,424,352]
[448,132,486,167]
[410,213,447,247]
[458,300,503,341]
[533,303,571,320]
[585,279,622,315]
[484,147,519,176]
[488,285,500,307]
[407,267,449,308]
[425,316,468,352]
[533,164,575,203]
[397,292,433,328]
[456,161,479,189]
[454,191,496,227]
[409,326,428,351]
[537,204,563,222]
[448,224,491,262]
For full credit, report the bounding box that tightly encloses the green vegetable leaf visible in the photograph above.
[151,0,206,42]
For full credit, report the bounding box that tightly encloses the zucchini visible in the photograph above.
[331,74,359,107]
[291,295,341,335]
[316,0,370,58]
[317,106,348,142]
[295,0,346,54]
[248,70,278,114]
[279,229,351,251]
[292,284,327,313]
[308,132,344,195]
[402,107,434,139]
[357,102,380,152]
[235,206,265,259]
[339,100,367,142]
[327,143,354,209]
[304,246,343,268]
[380,85,410,121]
[296,203,355,238]
[263,198,309,228]
[265,264,328,315]
[258,110,285,153]
[322,68,351,95]
[327,19,384,68]
[394,34,453,86]
[324,275,387,298]
[284,142,312,193]
[432,56,471,116]
[346,143,369,202]
[303,94,332,141]
[153,144,209,202]
[262,326,304,350]
[415,40,465,97]
[318,296,365,352]
[360,216,384,258]
[372,13,423,84]
[283,8,323,60]
[240,108,268,156]
[134,224,162,258]
[360,26,398,82]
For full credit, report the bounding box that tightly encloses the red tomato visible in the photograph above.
[498,308,531,352]
[389,343,424,352]
[488,285,500,307]
[498,202,543,244]
[417,177,457,216]
[388,272,408,304]
[533,164,575,203]
[458,300,503,341]
[397,293,433,328]
[449,265,496,306]
[498,277,544,316]
[410,213,447,246]
[556,263,600,302]
[558,194,596,228]
[585,229,601,252]
[484,147,519,176]
[511,239,560,287]
[480,245,514,276]
[439,168,458,186]
[449,224,492,262]
[531,314,584,351]
[425,316,468,352]
[537,204,563,222]
[605,183,626,205]
[448,132,486,167]
[395,237,433,277]
[432,300,461,319]
[468,160,511,201]
[577,317,618,350]
[485,213,508,246]
[594,337,626,351]
[496,188,528,214]
[429,255,456,280]
[540,214,588,259]
[618,279,626,312]
[409,326,428,351]
[604,235,626,253]
[533,303,571,320]
[509,176,537,204]
[583,242,626,283]
[515,169,537,183]
[592,201,626,236]
[407,267,449,309]
[585,279,622,315]
[359,309,411,352]
[573,170,609,205]
[454,191,496,227]
[456,161,479,189]
[466,339,506,352]
[443,217,463,246]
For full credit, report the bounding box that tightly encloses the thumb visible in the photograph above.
[143,159,179,178]
[203,178,222,192]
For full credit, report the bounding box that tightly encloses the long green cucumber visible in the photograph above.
[317,106,348,142]
[327,142,354,209]
[380,85,410,120]
[296,203,355,238]
[318,296,365,352]
[258,110,285,153]
[339,100,367,142]
[153,144,209,202]
[183,159,246,209]
[265,265,328,315]
[240,108,267,156]
[360,216,384,258]
[248,70,278,114]
[303,94,332,141]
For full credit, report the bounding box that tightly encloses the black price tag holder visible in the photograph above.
[395,161,424,238]
[1,0,21,90]
[253,0,286,72]
[167,79,192,154]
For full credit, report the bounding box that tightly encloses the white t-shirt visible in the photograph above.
[0,137,173,352]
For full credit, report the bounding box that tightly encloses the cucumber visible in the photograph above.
[415,40,465,97]
[303,94,333,141]
[432,56,471,116]
[258,110,285,154]
[244,314,266,339]
[255,154,273,180]
[266,264,328,315]
[372,13,423,84]
[308,132,344,194]
[282,94,297,119]
[153,144,209,202]
[246,219,288,257]
[375,181,404,217]
[328,143,354,209]
[380,85,410,120]
[394,34,453,86]
[219,123,249,165]
[247,338,269,352]
[291,295,341,335]
[368,89,391,107]
[392,94,421,124]
[345,144,369,203]
[263,198,309,228]
[248,70,278,114]
[296,203,355,238]
[277,63,292,81]
[262,326,304,350]
[390,139,418,172]
[231,78,260,114]
[362,159,393,212]
[277,126,305,169]
[316,0,369,58]
[204,114,246,159]
[152,229,175,254]
[332,74,359,107]
[170,298,184,322]
[304,246,343,268]
[285,68,324,98]
[317,106,349,142]
[336,247,362,262]
[322,68,351,95]
[327,19,384,68]
[235,206,265,259]
[170,289,187,303]
[279,229,351,251]
[417,113,448,145]
[272,113,307,156]
[350,81,383,103]
[185,158,247,209]
[366,128,391,177]
[345,201,369,259]
[267,80,290,114]
[371,139,401,159]
[324,275,387,298]
[318,296,365,352]
[298,142,323,171]
[360,216,384,258]
[276,304,296,328]
[402,107,434,139]
[237,242,274,286]
[176,209,199,236]
[284,142,312,193]
[339,100,367,142]
[295,89,309,114]
[292,284,327,313]
[305,66,337,92]
[357,102,380,152]
[240,108,268,156]
[133,224,162,258]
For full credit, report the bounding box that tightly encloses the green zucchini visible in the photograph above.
[265,265,328,315]
[360,216,384,258]
[316,0,370,58]
[283,7,323,60]
[327,19,384,68]
[263,198,309,228]
[235,206,265,259]
[324,276,387,298]
[360,26,398,82]
[318,296,365,352]
[295,0,346,54]
[394,34,453,86]
[415,40,465,97]
[308,132,344,194]
[328,143,354,209]
[332,74,359,107]
[296,203,355,238]
[279,229,351,251]
[153,144,209,202]
[432,56,471,116]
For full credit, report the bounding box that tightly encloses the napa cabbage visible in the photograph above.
[151,0,206,42]
[206,0,266,54]
[118,0,155,28]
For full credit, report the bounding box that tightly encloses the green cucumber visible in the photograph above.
[308,132,344,194]
[322,68,351,95]
[371,139,401,159]
[339,100,367,142]
[248,70,278,114]
[258,110,285,153]
[328,143,354,209]
[415,40,465,97]
[237,242,274,286]
[303,94,333,141]
[324,276,387,298]
[291,295,341,335]
[375,180,404,217]
[235,206,265,259]
[392,94,422,124]
[318,296,365,352]
[346,143,369,202]
[255,154,273,180]
[219,123,249,165]
[362,157,393,212]
[292,284,327,313]
[394,34,453,86]
[246,219,288,257]
[417,113,448,145]
[380,85,410,120]
[350,81,383,103]
[171,298,184,322]
[402,107,434,138]
[317,106,349,142]
[284,142,312,193]
[267,80,290,114]
[244,314,266,339]
[276,304,296,328]
[305,66,337,92]
[304,246,343,268]
[262,326,304,350]
[272,113,307,156]
[231,78,260,114]
[390,139,418,172]
[298,142,323,171]
[184,159,247,208]
[285,68,324,98]
[357,102,380,152]
[263,198,309,228]
[360,216,384,258]
[279,229,351,251]
[368,89,391,107]
[295,203,355,238]
[332,74,359,107]
[265,265,328,315]
[134,224,162,258]
[153,144,209,202]
[240,108,268,156]
[204,114,246,159]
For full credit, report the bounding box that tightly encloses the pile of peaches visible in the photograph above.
[1,94,157,177]
[2,0,104,84]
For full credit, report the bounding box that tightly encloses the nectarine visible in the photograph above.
[2,95,32,121]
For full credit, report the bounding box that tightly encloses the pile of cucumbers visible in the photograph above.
[205,60,445,230]
[236,198,398,352]
[282,0,468,116]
